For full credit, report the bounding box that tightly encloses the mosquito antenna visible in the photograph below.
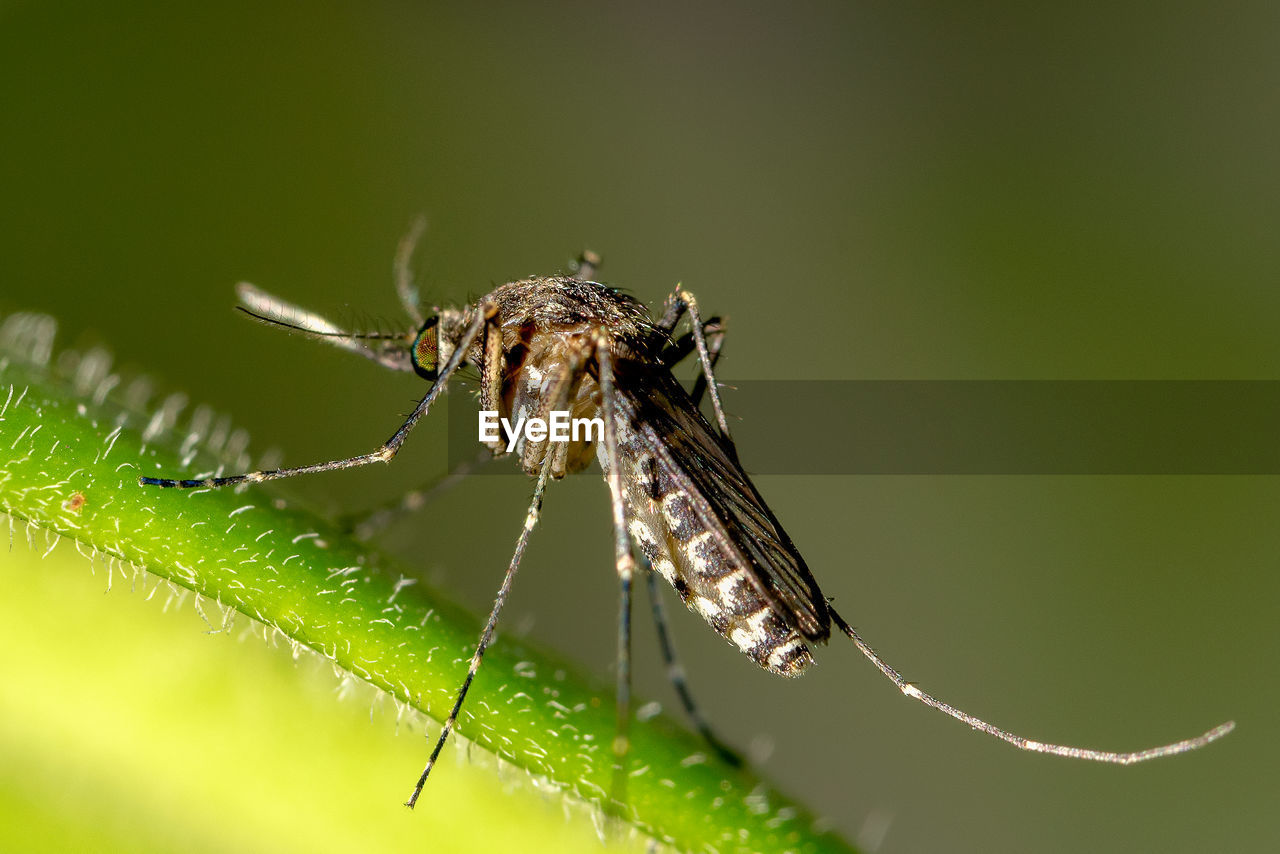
[235,305,408,341]
[826,605,1234,763]
[235,281,415,372]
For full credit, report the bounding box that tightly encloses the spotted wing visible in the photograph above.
[606,370,830,675]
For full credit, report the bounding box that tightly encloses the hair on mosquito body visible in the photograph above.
[140,225,1234,810]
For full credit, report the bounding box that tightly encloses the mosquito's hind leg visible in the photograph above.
[826,605,1235,765]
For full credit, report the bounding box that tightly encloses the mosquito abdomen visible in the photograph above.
[611,423,814,677]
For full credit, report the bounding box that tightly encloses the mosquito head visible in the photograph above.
[410,315,441,380]
[418,306,474,381]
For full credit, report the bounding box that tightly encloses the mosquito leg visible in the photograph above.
[477,308,506,415]
[644,567,743,767]
[346,447,495,541]
[660,317,724,372]
[404,451,556,808]
[672,290,735,447]
[595,332,638,806]
[395,216,428,326]
[654,290,688,335]
[660,313,726,431]
[140,303,495,490]
[615,562,634,803]
[826,605,1235,764]
[657,289,735,447]
[685,318,725,410]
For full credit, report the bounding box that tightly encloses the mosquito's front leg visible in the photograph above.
[406,342,588,807]
[404,451,556,808]
[139,301,497,490]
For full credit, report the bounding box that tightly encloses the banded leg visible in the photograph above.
[595,332,637,806]
[405,451,556,807]
[139,303,495,490]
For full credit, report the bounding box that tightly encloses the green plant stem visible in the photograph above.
[0,337,858,854]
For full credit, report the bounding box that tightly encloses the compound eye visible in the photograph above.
[411,317,440,379]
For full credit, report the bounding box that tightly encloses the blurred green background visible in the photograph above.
[2,3,1276,852]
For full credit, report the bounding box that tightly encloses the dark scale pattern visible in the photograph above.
[608,415,814,676]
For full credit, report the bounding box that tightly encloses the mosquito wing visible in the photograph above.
[608,369,830,676]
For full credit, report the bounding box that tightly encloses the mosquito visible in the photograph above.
[140,227,1234,809]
